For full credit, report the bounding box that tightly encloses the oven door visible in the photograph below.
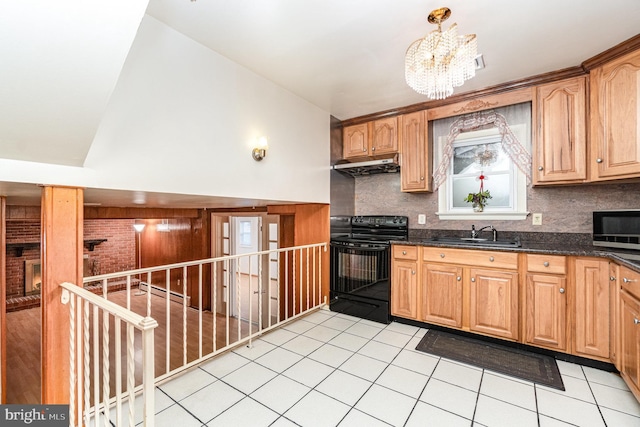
[330,241,391,323]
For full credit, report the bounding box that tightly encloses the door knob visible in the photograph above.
[559,287,565,294]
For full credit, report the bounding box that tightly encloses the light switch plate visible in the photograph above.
[532,213,542,226]
[418,214,426,225]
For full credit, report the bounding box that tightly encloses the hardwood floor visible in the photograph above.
[6,289,258,404]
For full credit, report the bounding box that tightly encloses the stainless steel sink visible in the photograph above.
[428,236,522,247]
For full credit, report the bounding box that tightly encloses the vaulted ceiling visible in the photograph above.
[1,1,639,207]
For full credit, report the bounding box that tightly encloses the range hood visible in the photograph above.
[333,155,399,177]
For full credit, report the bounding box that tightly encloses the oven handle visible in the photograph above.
[330,242,389,252]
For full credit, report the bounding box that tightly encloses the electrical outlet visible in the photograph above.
[532,213,543,226]
[418,214,426,225]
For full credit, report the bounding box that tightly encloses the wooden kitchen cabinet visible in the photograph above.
[343,123,369,159]
[590,48,640,181]
[399,110,431,192]
[343,118,398,160]
[524,254,567,351]
[620,290,640,401]
[525,273,567,351]
[421,247,518,340]
[421,263,463,328]
[391,245,418,319]
[574,258,610,360]
[469,268,519,340]
[533,76,587,185]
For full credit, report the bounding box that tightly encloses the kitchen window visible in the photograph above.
[433,103,531,220]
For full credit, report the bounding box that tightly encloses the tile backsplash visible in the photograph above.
[354,174,640,233]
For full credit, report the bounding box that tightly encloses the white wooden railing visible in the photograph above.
[63,242,327,426]
[60,282,158,427]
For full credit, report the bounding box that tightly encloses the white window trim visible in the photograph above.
[436,125,529,220]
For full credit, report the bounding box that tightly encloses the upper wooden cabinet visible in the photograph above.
[533,76,587,185]
[590,49,640,181]
[343,123,368,158]
[399,110,431,192]
[343,118,398,160]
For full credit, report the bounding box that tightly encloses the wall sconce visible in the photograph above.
[252,136,268,161]
[133,223,146,233]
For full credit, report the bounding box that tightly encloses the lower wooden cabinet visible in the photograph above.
[525,273,567,351]
[574,258,611,359]
[421,263,463,328]
[470,268,519,340]
[620,290,640,401]
[391,246,418,319]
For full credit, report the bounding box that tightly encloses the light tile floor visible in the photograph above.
[144,308,640,426]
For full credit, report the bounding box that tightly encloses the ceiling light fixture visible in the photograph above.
[405,7,477,100]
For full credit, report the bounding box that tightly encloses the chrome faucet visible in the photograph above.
[471,224,498,241]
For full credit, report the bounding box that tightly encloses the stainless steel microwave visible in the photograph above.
[593,210,640,252]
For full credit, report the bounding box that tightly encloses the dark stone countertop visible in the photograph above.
[394,230,640,272]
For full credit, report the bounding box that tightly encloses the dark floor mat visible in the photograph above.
[416,329,565,390]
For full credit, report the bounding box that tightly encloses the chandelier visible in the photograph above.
[405,7,477,100]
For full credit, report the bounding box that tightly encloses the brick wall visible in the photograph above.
[5,219,136,300]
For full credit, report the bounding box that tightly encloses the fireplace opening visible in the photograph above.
[25,259,41,296]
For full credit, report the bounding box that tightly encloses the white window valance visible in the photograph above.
[432,108,532,190]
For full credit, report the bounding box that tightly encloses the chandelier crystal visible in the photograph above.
[405,7,477,100]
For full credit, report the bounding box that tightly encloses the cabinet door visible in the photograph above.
[574,258,610,359]
[371,117,398,155]
[533,77,587,184]
[399,111,431,192]
[391,260,418,319]
[343,123,369,159]
[469,268,519,340]
[620,291,640,395]
[421,263,462,328]
[525,273,567,351]
[591,49,640,181]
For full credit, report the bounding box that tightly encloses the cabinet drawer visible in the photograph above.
[620,266,640,300]
[423,247,518,270]
[393,245,418,260]
[526,254,566,274]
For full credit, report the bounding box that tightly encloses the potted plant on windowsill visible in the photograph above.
[464,189,492,212]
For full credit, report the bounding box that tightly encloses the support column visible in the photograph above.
[41,186,83,404]
[0,196,6,403]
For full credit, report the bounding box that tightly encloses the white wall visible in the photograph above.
[0,14,330,205]
[84,15,330,204]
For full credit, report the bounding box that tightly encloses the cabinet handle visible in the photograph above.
[596,158,603,163]
[610,276,616,281]
[371,147,376,151]
[362,148,367,152]
[440,253,445,258]
[471,277,476,282]
[489,256,494,262]
[559,287,565,294]
[543,261,549,267]
[623,277,637,283]
[457,276,461,281]
[402,251,407,255]
[634,318,640,325]
[420,176,424,181]
[538,166,543,171]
